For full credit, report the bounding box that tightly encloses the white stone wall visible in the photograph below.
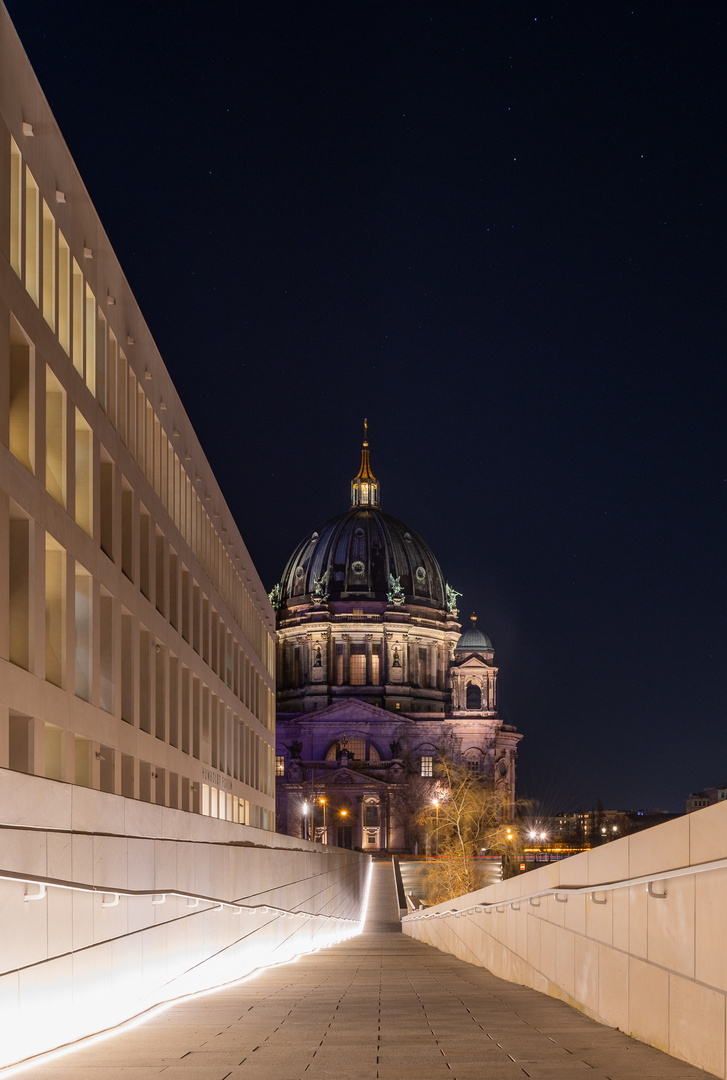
[0,770,369,1069]
[403,801,727,1078]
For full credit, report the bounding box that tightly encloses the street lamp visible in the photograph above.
[319,797,327,843]
[432,799,440,856]
[302,801,309,841]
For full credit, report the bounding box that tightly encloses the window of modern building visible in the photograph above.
[44,723,64,782]
[121,754,135,798]
[9,316,34,473]
[25,166,39,305]
[10,137,22,275]
[84,283,96,396]
[169,549,179,629]
[45,535,65,688]
[74,564,93,702]
[74,734,92,788]
[99,744,114,793]
[106,328,117,423]
[121,610,134,724]
[155,642,166,740]
[42,200,56,330]
[121,482,133,579]
[117,351,128,443]
[45,367,66,507]
[139,627,151,732]
[99,590,113,713]
[71,259,84,377]
[9,507,31,671]
[155,528,166,615]
[8,713,31,773]
[100,452,114,559]
[75,410,93,534]
[58,232,70,355]
[139,506,151,600]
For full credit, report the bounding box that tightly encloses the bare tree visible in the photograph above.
[422,756,522,904]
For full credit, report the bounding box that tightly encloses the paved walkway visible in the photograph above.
[20,863,716,1080]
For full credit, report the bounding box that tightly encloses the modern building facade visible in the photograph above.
[0,11,367,1068]
[272,429,523,850]
[0,2,276,830]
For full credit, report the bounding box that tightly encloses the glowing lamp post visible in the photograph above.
[432,799,440,856]
[302,801,310,841]
[319,797,327,843]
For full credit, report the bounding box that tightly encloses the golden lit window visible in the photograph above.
[325,737,380,762]
[350,643,366,685]
[275,755,285,776]
[420,755,433,777]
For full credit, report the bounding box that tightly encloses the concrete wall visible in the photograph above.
[403,801,727,1078]
[0,769,369,1069]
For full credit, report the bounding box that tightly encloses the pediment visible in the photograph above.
[317,767,390,788]
[288,699,393,724]
[451,654,495,671]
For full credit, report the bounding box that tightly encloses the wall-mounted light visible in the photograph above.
[55,190,66,204]
[83,246,93,259]
[22,121,33,137]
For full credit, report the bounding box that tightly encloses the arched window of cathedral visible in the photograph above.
[466,682,482,710]
[324,737,380,762]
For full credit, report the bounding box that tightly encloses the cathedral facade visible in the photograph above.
[271,428,522,851]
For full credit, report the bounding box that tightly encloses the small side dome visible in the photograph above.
[455,613,493,652]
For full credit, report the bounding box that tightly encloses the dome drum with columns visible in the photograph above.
[272,426,523,851]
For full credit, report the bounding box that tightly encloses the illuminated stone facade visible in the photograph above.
[273,431,523,850]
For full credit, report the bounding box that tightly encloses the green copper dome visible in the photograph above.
[455,615,493,652]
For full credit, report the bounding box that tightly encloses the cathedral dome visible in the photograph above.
[278,505,448,611]
[455,615,493,651]
[273,422,458,618]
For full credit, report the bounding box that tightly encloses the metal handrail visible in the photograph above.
[403,855,727,922]
[0,869,359,923]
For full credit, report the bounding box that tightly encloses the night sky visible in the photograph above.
[7,1,725,813]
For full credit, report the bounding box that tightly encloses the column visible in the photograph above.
[342,634,350,685]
